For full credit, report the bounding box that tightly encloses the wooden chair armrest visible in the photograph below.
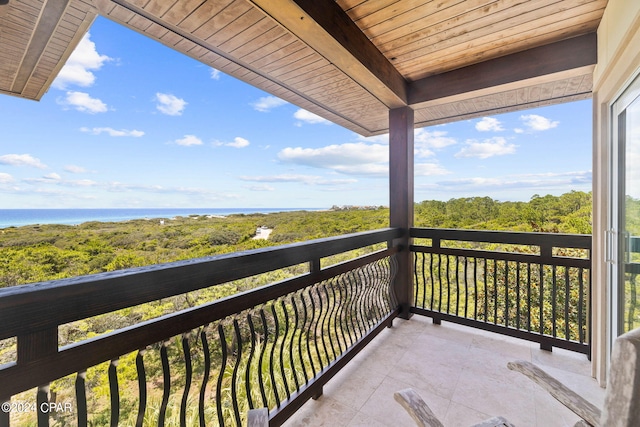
[507,360,601,426]
[247,407,269,427]
[394,388,445,427]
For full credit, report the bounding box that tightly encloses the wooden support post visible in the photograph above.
[389,106,414,320]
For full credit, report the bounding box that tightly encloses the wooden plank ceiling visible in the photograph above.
[0,0,606,136]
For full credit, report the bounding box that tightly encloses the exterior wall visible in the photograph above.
[592,0,640,386]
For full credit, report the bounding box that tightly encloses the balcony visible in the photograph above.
[0,227,599,427]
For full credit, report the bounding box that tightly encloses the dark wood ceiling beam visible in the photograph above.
[409,32,598,107]
[247,0,408,108]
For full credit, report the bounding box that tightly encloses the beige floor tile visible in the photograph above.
[280,319,602,427]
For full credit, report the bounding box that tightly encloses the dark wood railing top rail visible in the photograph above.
[411,228,591,249]
[0,228,403,340]
[0,245,399,398]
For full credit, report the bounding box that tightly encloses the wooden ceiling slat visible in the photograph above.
[341,0,403,22]
[237,31,297,64]
[372,0,528,54]
[162,0,207,26]
[192,0,251,41]
[204,7,264,47]
[217,16,276,52]
[177,0,235,33]
[107,4,138,23]
[261,50,318,76]
[142,0,177,20]
[401,15,602,80]
[274,57,328,81]
[392,1,605,73]
[127,13,153,30]
[229,25,286,58]
[354,0,448,33]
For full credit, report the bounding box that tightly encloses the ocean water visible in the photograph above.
[0,208,319,229]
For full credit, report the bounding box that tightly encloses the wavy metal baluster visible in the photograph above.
[108,359,119,427]
[37,384,49,427]
[180,333,193,427]
[158,342,171,427]
[75,371,88,427]
[437,254,443,312]
[216,324,228,427]
[328,283,344,356]
[257,309,270,407]
[288,296,302,391]
[370,260,386,320]
[199,326,211,427]
[505,261,510,327]
[291,290,313,384]
[348,271,361,341]
[230,320,243,427]
[552,265,558,337]
[308,288,323,372]
[135,350,147,427]
[320,285,336,362]
[429,253,435,311]
[268,305,282,407]
[246,315,257,409]
[565,267,571,340]
[335,276,351,351]
[360,268,375,329]
[301,289,316,378]
[516,263,522,330]
[527,263,533,331]
[445,255,451,314]
[337,275,354,349]
[473,258,479,320]
[278,300,292,401]
[578,268,585,343]
[354,270,370,333]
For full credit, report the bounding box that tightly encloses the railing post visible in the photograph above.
[389,106,414,320]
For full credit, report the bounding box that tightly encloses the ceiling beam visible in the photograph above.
[409,33,598,107]
[247,0,408,108]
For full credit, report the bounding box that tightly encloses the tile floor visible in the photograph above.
[283,315,604,427]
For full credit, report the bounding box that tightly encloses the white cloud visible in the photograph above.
[58,91,108,113]
[432,171,592,192]
[294,109,332,125]
[43,173,62,181]
[64,165,88,173]
[245,184,275,191]
[52,33,112,90]
[251,96,288,112]
[415,162,450,176]
[175,135,203,146]
[80,127,144,137]
[0,154,47,169]
[0,173,14,183]
[155,93,187,116]
[226,137,250,148]
[278,142,388,175]
[214,137,250,148]
[414,129,457,158]
[210,68,222,80]
[475,117,504,132]
[520,114,559,131]
[239,174,357,186]
[455,137,517,159]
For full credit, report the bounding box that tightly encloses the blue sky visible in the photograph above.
[0,17,592,209]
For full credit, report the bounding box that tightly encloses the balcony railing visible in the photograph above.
[0,228,402,427]
[0,227,593,427]
[411,228,591,355]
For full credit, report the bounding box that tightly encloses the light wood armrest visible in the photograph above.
[394,388,445,427]
[507,360,601,426]
[247,407,269,427]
